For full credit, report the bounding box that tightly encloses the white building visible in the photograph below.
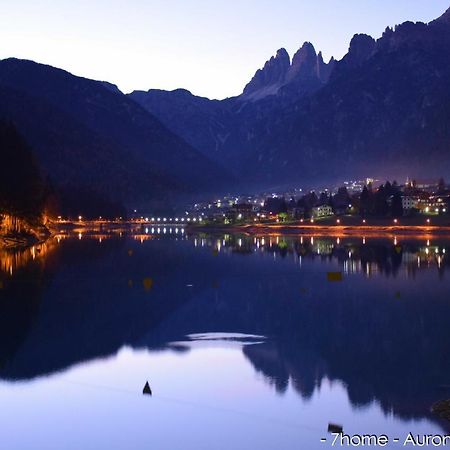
[402,196,419,211]
[312,205,333,218]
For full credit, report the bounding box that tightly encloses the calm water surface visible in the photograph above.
[1,228,450,449]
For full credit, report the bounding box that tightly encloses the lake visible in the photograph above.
[1,228,450,449]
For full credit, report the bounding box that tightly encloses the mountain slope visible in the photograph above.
[0,121,44,219]
[0,59,231,209]
[129,42,333,175]
[132,8,450,188]
[244,14,450,184]
[129,88,237,164]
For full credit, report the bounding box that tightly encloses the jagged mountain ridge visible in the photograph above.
[130,7,450,187]
[244,13,450,184]
[242,42,335,101]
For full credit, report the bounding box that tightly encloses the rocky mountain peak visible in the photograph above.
[242,48,290,98]
[332,33,376,77]
[287,42,318,80]
[242,41,335,100]
[348,34,376,62]
[291,42,317,67]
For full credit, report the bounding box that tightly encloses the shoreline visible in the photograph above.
[188,223,450,237]
[1,221,52,250]
[46,219,450,238]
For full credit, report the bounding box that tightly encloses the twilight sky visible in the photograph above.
[0,0,448,99]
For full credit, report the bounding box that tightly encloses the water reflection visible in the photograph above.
[1,230,450,436]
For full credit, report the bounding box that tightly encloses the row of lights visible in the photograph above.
[297,218,435,225]
[139,217,203,223]
[68,214,438,226]
[425,207,447,213]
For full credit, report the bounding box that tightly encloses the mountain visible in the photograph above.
[131,7,450,188]
[0,59,231,212]
[129,88,237,165]
[3,7,450,200]
[242,43,334,101]
[241,48,291,100]
[129,41,333,175]
[243,11,450,184]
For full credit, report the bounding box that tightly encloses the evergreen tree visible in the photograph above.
[264,197,287,214]
[391,192,404,218]
[0,121,44,220]
[374,185,389,216]
[318,192,329,205]
[332,186,351,212]
[360,185,373,216]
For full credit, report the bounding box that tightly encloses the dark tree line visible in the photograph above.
[0,121,45,220]
[264,197,288,214]
[360,181,403,217]
[262,181,407,219]
[0,121,127,222]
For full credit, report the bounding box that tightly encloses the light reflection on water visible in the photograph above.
[0,230,450,449]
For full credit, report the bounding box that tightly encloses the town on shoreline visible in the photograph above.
[57,177,450,232]
[3,177,450,248]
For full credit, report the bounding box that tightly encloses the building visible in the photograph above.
[290,206,306,220]
[312,205,333,218]
[402,196,419,211]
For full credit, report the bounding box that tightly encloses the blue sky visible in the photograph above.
[0,0,448,99]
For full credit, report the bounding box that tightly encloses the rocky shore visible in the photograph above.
[0,215,51,249]
[432,399,450,422]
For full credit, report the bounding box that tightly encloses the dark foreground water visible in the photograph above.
[1,228,450,449]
